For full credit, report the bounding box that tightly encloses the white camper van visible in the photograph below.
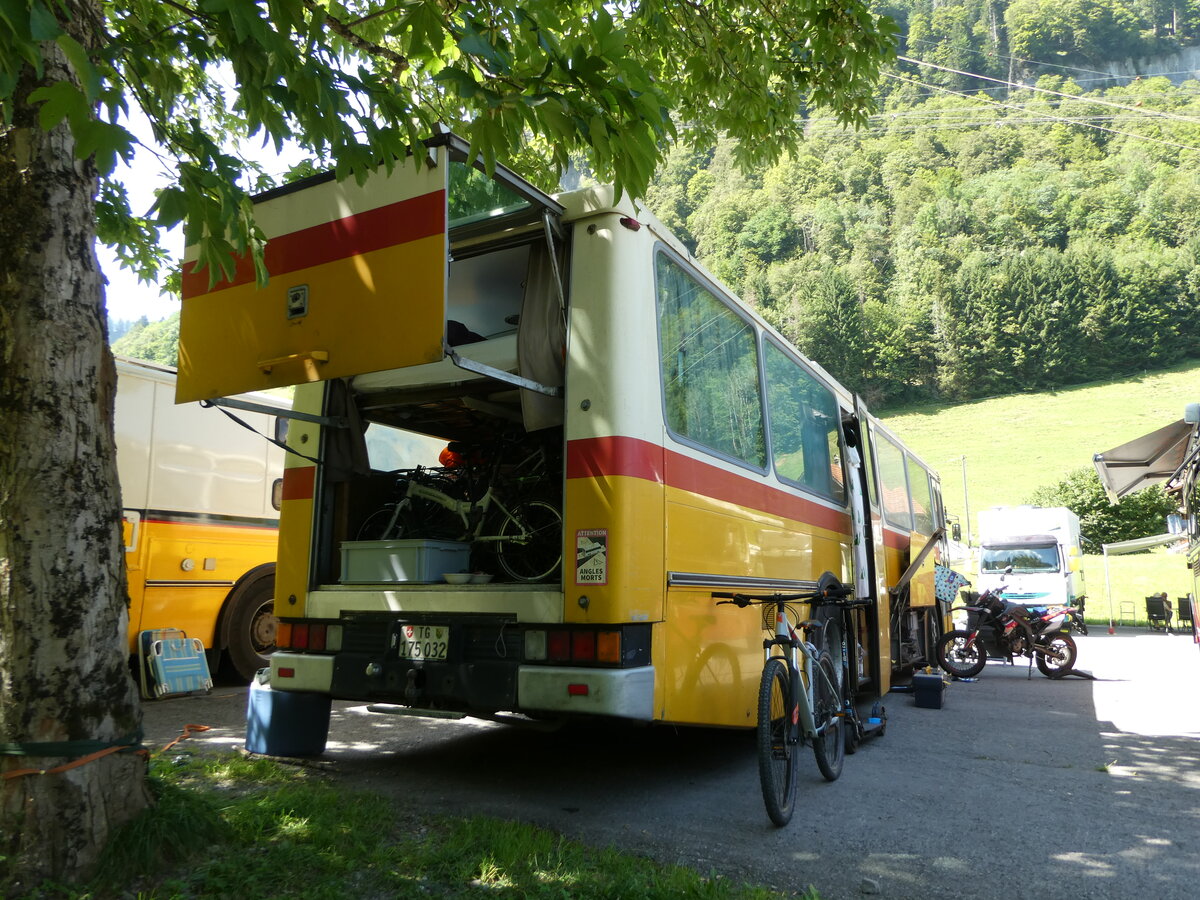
[977,506,1084,608]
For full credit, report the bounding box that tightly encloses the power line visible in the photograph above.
[881,71,1200,153]
[897,55,1200,124]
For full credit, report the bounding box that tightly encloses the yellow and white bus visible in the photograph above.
[116,355,285,679]
[176,133,945,732]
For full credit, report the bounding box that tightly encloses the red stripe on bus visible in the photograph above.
[566,435,664,482]
[281,465,316,501]
[880,527,909,550]
[567,436,850,533]
[181,189,446,297]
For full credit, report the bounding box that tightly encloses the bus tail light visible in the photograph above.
[275,622,341,652]
[524,630,547,661]
[571,631,596,661]
[597,630,621,663]
[567,683,589,696]
[548,629,570,661]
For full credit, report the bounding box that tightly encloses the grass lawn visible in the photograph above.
[10,754,815,900]
[878,357,1200,538]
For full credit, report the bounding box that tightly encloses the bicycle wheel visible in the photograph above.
[756,657,799,826]
[356,506,399,541]
[496,498,563,583]
[811,651,845,782]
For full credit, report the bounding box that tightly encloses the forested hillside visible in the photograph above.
[645,0,1200,409]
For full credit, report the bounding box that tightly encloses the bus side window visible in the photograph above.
[656,252,766,468]
[862,422,879,509]
[907,456,934,534]
[875,431,912,531]
[763,340,843,500]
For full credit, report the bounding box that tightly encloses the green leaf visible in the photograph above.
[55,34,101,100]
[29,80,87,130]
[28,0,60,41]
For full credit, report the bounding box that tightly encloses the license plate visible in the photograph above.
[393,624,449,660]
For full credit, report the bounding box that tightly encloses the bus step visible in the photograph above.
[366,704,466,720]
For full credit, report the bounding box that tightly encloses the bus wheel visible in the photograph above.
[225,574,277,681]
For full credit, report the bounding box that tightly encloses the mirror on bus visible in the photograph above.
[951,522,962,542]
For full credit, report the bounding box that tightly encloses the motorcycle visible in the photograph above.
[936,575,1080,679]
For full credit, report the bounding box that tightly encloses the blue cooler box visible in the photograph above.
[913,672,947,709]
[245,675,332,756]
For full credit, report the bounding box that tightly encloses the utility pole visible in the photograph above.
[961,455,971,547]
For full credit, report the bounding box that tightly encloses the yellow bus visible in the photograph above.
[116,355,285,680]
[176,133,945,735]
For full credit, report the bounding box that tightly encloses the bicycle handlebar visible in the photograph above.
[713,583,853,607]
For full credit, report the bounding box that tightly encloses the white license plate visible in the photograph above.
[394,624,449,660]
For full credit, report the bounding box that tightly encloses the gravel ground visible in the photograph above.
[142,629,1200,900]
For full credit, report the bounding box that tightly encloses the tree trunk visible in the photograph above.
[0,1,151,890]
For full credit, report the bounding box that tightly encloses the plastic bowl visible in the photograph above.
[443,573,472,584]
[470,573,494,584]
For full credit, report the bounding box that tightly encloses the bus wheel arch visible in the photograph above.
[218,563,277,681]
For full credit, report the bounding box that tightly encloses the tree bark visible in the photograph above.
[0,0,151,889]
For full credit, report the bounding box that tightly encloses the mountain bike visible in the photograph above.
[358,438,562,583]
[715,572,857,826]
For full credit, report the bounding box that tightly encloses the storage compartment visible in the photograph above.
[913,672,947,709]
[339,538,471,584]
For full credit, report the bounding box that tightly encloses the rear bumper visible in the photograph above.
[273,651,655,721]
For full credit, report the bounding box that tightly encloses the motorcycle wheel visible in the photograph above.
[935,629,987,678]
[1036,633,1078,678]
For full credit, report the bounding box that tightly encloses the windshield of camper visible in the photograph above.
[980,543,1060,573]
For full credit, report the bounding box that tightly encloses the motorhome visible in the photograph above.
[976,506,1084,608]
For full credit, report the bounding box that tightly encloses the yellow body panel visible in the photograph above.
[124,519,276,651]
[563,474,664,625]
[178,235,446,402]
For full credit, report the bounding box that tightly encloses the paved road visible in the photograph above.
[142,631,1200,900]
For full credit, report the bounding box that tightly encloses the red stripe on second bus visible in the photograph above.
[181,189,446,297]
[567,436,850,534]
[281,465,316,502]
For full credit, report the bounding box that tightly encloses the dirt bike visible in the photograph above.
[936,581,1079,680]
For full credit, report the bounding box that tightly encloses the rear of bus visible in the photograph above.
[177,135,942,728]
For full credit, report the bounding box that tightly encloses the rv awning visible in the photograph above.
[1101,533,1183,556]
[1093,419,1193,502]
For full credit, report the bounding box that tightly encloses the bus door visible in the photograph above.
[176,133,564,405]
[842,399,882,697]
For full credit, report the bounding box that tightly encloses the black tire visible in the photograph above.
[811,651,845,782]
[357,506,400,541]
[936,629,987,678]
[1036,633,1078,678]
[756,658,799,826]
[496,499,563,583]
[224,573,276,681]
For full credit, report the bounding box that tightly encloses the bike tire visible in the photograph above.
[936,629,987,678]
[811,651,845,782]
[356,507,398,541]
[756,657,799,827]
[1036,633,1078,678]
[496,498,563,583]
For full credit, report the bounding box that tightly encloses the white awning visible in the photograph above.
[1093,420,1193,502]
[1101,533,1184,556]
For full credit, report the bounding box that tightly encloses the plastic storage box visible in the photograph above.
[913,672,947,709]
[339,538,470,584]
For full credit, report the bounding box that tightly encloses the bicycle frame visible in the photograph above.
[765,602,824,742]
